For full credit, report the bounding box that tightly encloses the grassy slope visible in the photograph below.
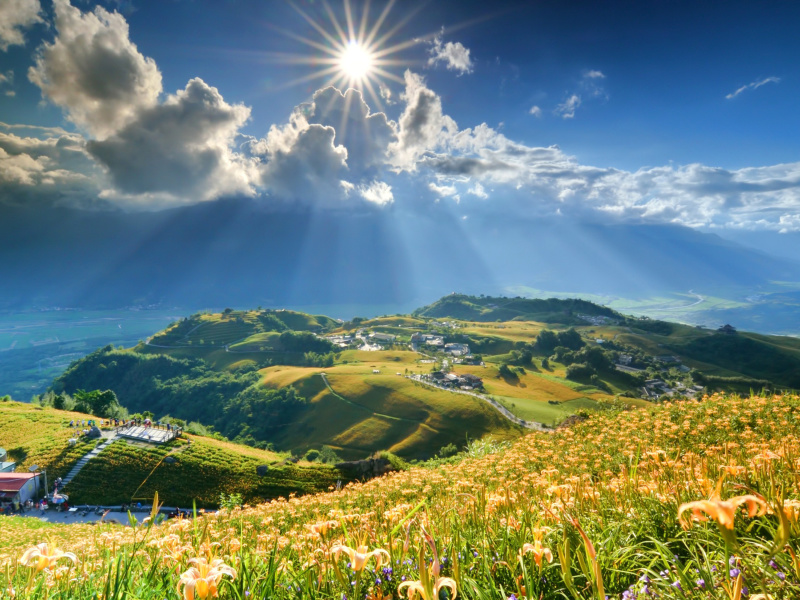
[0,401,100,480]
[0,401,347,508]
[258,351,521,459]
[66,436,342,507]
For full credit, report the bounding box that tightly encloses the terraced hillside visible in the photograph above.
[0,401,351,507]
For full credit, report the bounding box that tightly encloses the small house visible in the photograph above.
[0,472,39,507]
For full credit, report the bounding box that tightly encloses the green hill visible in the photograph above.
[49,298,800,465]
[413,293,620,324]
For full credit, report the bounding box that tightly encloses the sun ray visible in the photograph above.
[363,0,396,49]
[357,0,371,45]
[369,66,406,84]
[322,1,350,52]
[269,65,344,91]
[343,0,357,44]
[362,78,385,113]
[291,3,346,54]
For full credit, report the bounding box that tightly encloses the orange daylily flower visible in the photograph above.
[331,544,390,572]
[678,495,768,530]
[19,543,78,572]
[177,557,237,600]
[521,539,553,568]
[678,494,768,545]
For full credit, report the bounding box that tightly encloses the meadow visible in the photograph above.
[2,392,799,600]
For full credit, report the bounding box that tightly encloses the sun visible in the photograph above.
[270,0,426,111]
[339,40,374,82]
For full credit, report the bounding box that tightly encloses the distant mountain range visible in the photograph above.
[3,199,800,332]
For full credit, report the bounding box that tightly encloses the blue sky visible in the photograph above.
[1,0,799,233]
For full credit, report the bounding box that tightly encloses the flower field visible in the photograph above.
[3,392,800,599]
[64,436,343,507]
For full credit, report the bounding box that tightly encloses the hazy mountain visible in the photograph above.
[3,199,800,312]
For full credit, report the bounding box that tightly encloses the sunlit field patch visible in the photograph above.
[3,392,800,599]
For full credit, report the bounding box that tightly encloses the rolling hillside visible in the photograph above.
[50,297,800,464]
[0,401,350,507]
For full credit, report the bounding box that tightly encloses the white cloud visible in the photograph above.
[0,125,103,204]
[726,76,781,100]
[379,83,395,105]
[388,71,457,171]
[304,87,396,178]
[584,70,605,79]
[427,32,474,75]
[0,0,41,51]
[385,76,800,232]
[87,78,256,203]
[359,180,393,206]
[0,70,13,96]
[256,117,349,205]
[529,105,542,118]
[246,86,395,208]
[28,0,162,139]
[428,181,459,201]
[555,94,581,119]
[468,182,488,199]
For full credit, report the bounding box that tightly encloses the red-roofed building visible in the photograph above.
[0,472,40,508]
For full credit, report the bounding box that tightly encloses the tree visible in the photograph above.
[73,389,120,418]
[557,328,584,350]
[498,363,515,379]
[534,330,559,353]
[52,393,67,410]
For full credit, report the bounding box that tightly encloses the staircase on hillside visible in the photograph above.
[61,436,117,488]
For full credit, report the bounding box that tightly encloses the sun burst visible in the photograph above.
[272,0,427,111]
[339,40,374,82]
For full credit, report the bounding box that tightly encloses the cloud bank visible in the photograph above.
[3,1,800,232]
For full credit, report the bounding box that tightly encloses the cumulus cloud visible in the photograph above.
[245,86,396,208]
[28,0,162,139]
[385,75,800,232]
[427,32,474,75]
[389,71,457,171]
[88,78,255,202]
[255,116,348,204]
[528,105,542,118]
[554,94,581,119]
[304,87,396,178]
[0,124,103,205]
[726,76,781,100]
[358,180,393,206]
[0,0,42,51]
